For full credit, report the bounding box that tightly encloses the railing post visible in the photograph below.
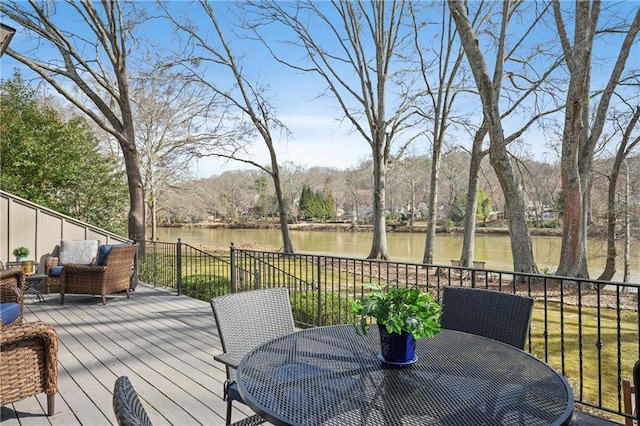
[230,243,236,293]
[176,238,182,296]
[316,256,322,326]
[131,236,139,291]
[152,238,158,288]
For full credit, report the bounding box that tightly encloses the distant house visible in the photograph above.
[527,204,559,222]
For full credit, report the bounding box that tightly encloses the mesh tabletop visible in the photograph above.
[237,325,573,426]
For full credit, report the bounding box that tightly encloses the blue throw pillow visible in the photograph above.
[97,243,128,266]
[50,266,64,277]
[0,302,20,325]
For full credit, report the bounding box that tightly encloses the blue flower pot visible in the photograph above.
[378,324,416,364]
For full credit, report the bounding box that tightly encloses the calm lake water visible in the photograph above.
[153,227,640,283]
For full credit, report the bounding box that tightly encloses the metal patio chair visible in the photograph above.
[113,376,152,426]
[112,376,265,426]
[440,286,534,349]
[210,287,295,425]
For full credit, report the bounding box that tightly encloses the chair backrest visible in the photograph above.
[113,376,153,426]
[440,286,534,349]
[103,245,137,280]
[210,287,295,379]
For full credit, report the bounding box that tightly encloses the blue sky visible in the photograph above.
[1,1,638,178]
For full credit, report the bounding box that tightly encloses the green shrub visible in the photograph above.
[182,274,232,301]
[539,220,561,228]
[290,290,353,327]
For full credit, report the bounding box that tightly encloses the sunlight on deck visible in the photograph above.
[1,284,257,425]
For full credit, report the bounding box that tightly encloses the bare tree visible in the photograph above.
[448,1,568,274]
[160,1,295,253]
[130,70,220,241]
[1,0,146,242]
[552,1,640,278]
[407,1,470,264]
[448,0,538,273]
[245,0,419,260]
[598,105,640,281]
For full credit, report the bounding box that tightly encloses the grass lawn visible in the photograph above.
[530,301,637,421]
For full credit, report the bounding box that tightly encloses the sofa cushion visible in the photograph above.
[58,239,99,265]
[96,243,128,266]
[0,302,20,325]
[49,266,64,277]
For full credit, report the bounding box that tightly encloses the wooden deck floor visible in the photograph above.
[1,283,623,426]
[1,283,258,426]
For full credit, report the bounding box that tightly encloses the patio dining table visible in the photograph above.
[236,324,574,425]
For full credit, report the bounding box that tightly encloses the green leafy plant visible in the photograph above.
[12,246,30,258]
[352,283,442,340]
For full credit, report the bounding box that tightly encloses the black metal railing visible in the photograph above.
[137,240,639,423]
[137,239,231,299]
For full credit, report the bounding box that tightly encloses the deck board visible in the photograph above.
[1,284,258,425]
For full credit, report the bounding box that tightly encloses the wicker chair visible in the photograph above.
[440,286,534,349]
[1,267,25,328]
[210,288,294,425]
[112,376,265,426]
[60,244,137,305]
[0,321,58,415]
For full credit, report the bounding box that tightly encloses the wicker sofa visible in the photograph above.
[60,244,137,305]
[0,267,25,328]
[0,321,59,415]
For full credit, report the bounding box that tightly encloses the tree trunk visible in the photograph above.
[422,148,441,264]
[489,135,538,275]
[553,2,640,279]
[597,155,621,281]
[598,106,640,281]
[368,148,389,260]
[271,164,294,253]
[622,161,630,284]
[556,78,589,278]
[122,126,146,245]
[460,126,488,267]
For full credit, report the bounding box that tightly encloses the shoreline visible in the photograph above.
[157,221,565,237]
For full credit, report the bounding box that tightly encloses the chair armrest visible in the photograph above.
[0,321,59,394]
[214,353,241,369]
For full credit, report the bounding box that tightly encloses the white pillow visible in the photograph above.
[58,239,100,265]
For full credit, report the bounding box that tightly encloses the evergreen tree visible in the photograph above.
[0,73,128,235]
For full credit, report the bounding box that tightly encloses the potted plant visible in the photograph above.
[12,246,30,261]
[352,283,442,365]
